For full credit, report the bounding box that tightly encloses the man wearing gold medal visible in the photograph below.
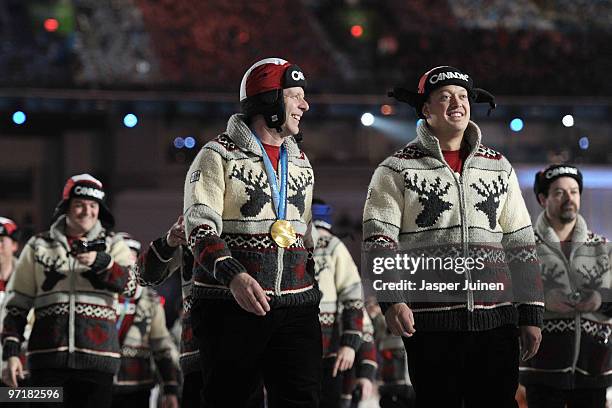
[183,58,321,407]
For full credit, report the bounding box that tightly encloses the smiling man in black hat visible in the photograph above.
[520,164,612,408]
[1,173,136,408]
[363,66,544,407]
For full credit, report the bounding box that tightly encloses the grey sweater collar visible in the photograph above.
[535,211,589,257]
[415,119,482,164]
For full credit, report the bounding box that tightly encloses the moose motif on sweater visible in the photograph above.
[314,257,329,280]
[288,172,313,215]
[577,262,607,290]
[35,254,67,291]
[540,264,565,290]
[471,175,508,229]
[229,165,272,217]
[404,174,453,228]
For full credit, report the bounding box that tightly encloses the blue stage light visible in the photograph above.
[184,137,196,149]
[12,111,26,125]
[174,137,185,149]
[123,113,138,128]
[510,118,524,132]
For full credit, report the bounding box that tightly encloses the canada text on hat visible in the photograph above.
[418,67,471,95]
[0,217,18,238]
[62,174,105,202]
[388,65,495,119]
[429,71,469,84]
[533,164,583,198]
[543,166,579,180]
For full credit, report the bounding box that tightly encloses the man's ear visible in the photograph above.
[422,103,430,118]
[537,193,546,207]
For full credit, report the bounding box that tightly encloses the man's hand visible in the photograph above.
[166,216,187,248]
[5,356,24,387]
[545,288,575,313]
[229,273,271,316]
[356,378,373,401]
[520,326,542,361]
[75,251,97,267]
[161,394,179,408]
[575,289,602,313]
[384,303,416,337]
[332,346,355,377]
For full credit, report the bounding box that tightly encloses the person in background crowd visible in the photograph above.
[311,198,365,408]
[339,310,377,408]
[0,217,20,307]
[0,216,26,389]
[366,297,415,408]
[1,173,136,408]
[521,164,612,408]
[112,232,179,408]
[135,216,204,408]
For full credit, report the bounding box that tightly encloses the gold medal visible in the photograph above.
[270,220,297,248]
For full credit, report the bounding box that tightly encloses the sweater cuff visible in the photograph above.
[152,237,178,261]
[340,333,362,351]
[2,339,21,360]
[517,304,544,327]
[90,252,112,273]
[163,384,179,395]
[214,257,246,286]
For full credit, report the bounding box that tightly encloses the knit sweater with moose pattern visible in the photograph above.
[1,216,137,374]
[363,120,544,331]
[183,114,320,307]
[113,287,179,395]
[520,213,612,389]
[315,233,364,356]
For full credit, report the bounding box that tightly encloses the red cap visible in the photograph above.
[0,217,18,239]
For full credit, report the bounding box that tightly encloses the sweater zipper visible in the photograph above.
[566,246,581,375]
[572,313,581,375]
[69,256,76,354]
[274,247,284,296]
[451,170,474,311]
[546,239,581,375]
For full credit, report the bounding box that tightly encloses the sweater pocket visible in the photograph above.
[577,325,612,377]
[281,250,313,291]
[29,306,69,352]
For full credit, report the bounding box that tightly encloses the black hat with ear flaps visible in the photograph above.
[388,66,496,119]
